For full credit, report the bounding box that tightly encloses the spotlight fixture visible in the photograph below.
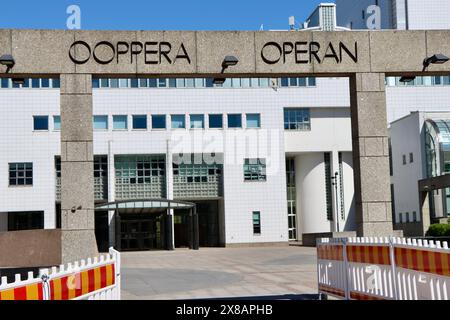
[0,54,15,73]
[399,76,416,83]
[213,77,226,85]
[422,53,449,71]
[222,56,239,69]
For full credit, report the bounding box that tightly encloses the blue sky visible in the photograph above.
[0,0,328,31]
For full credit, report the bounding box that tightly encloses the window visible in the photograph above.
[53,116,61,130]
[209,114,223,129]
[252,211,261,235]
[152,115,166,129]
[398,213,403,223]
[280,77,316,87]
[402,155,407,165]
[244,158,266,181]
[228,114,242,128]
[8,211,43,231]
[246,113,261,128]
[33,116,49,131]
[171,115,186,129]
[405,212,409,223]
[409,152,414,163]
[132,115,147,129]
[412,211,417,222]
[113,115,128,130]
[325,153,333,221]
[284,108,310,130]
[190,114,204,129]
[41,78,50,88]
[9,163,33,186]
[93,115,108,130]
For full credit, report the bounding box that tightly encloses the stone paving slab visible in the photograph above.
[121,246,318,300]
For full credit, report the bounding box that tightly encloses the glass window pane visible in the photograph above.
[205,78,214,87]
[130,78,139,88]
[33,116,48,130]
[132,115,147,129]
[100,79,109,88]
[41,78,50,88]
[170,78,178,87]
[92,78,100,88]
[195,78,204,88]
[139,79,148,87]
[308,77,316,86]
[149,78,157,87]
[259,78,269,87]
[231,78,241,87]
[1,78,9,88]
[185,78,195,88]
[246,114,261,128]
[32,78,40,88]
[93,115,108,130]
[158,78,167,87]
[209,114,223,129]
[289,77,297,86]
[52,78,60,88]
[241,78,251,88]
[297,77,307,86]
[190,114,204,129]
[250,78,260,87]
[110,79,119,88]
[113,115,128,130]
[171,115,186,129]
[152,115,166,129]
[53,116,61,130]
[228,114,242,128]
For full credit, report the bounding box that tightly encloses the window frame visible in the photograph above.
[33,115,49,131]
[132,115,148,130]
[243,158,267,182]
[208,114,223,129]
[53,115,61,131]
[227,113,242,129]
[112,115,128,131]
[246,113,261,129]
[252,211,261,235]
[93,115,109,131]
[189,114,205,130]
[283,108,311,131]
[8,162,33,187]
[171,114,186,129]
[152,114,167,130]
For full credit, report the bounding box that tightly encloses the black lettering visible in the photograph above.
[69,41,91,64]
[144,42,158,64]
[159,42,172,64]
[282,42,294,63]
[175,43,191,64]
[294,41,308,64]
[130,41,143,64]
[261,42,282,64]
[93,41,115,65]
[309,42,321,64]
[339,41,358,63]
[324,43,339,63]
[116,41,129,64]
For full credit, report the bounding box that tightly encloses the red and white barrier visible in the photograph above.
[317,237,450,300]
[0,247,120,301]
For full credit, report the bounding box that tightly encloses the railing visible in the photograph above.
[317,237,450,300]
[0,247,120,300]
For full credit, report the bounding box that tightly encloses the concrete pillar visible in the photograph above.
[419,191,431,236]
[60,73,98,263]
[350,73,396,237]
[107,140,116,247]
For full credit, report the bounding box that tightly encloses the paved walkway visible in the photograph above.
[121,246,318,300]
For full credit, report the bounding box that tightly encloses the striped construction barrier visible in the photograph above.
[0,282,43,301]
[0,248,120,301]
[49,263,115,300]
[317,237,450,300]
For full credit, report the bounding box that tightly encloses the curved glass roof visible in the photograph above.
[95,199,195,214]
[425,119,450,177]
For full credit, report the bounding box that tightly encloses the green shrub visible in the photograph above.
[426,223,450,237]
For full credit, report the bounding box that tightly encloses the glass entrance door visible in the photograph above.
[120,216,161,251]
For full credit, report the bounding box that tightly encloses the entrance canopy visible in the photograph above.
[95,199,195,214]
